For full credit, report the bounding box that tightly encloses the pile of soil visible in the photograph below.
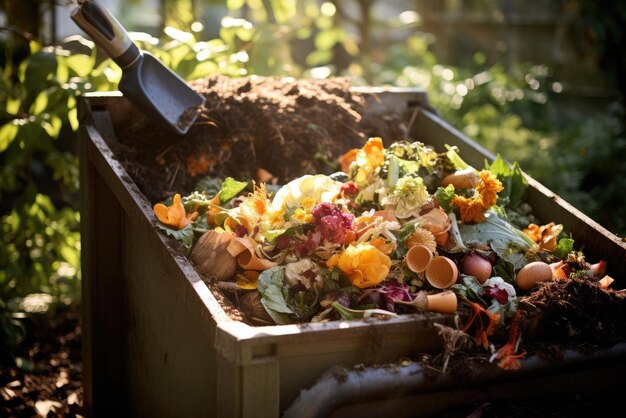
[113,75,410,203]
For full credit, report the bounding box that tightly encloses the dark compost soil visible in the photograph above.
[1,305,82,417]
[113,75,410,203]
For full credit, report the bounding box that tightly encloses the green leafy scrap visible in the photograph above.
[459,211,536,269]
[219,177,249,203]
[257,267,293,325]
[156,223,195,252]
[434,184,455,213]
[486,155,528,209]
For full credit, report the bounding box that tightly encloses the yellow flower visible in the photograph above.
[234,182,271,229]
[326,243,391,288]
[271,175,342,214]
[382,176,430,219]
[354,137,385,185]
[153,193,197,230]
[293,207,314,223]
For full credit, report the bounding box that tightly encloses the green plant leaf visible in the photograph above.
[42,115,62,139]
[219,177,248,203]
[227,0,245,10]
[0,123,19,153]
[314,28,339,51]
[258,266,293,324]
[30,92,49,115]
[64,54,94,78]
[185,61,218,81]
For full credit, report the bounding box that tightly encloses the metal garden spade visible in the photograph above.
[71,0,205,135]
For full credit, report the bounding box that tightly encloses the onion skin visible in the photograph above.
[460,252,492,284]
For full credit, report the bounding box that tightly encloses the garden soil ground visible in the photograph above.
[2,76,623,417]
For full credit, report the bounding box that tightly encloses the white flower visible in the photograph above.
[271,174,342,213]
[381,176,430,219]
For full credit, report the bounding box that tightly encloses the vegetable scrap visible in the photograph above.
[153,137,623,369]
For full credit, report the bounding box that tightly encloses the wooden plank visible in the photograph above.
[79,124,129,417]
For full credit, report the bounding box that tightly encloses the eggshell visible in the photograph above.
[425,256,459,289]
[405,245,433,273]
[425,291,458,314]
[515,261,553,290]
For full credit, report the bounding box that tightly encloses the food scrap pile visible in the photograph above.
[152,135,625,370]
[109,74,624,371]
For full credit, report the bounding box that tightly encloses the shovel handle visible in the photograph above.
[71,0,141,69]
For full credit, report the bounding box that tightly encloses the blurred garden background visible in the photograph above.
[1,0,625,413]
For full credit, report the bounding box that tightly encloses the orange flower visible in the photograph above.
[452,194,487,223]
[522,222,563,252]
[461,299,501,349]
[326,243,391,288]
[206,194,224,227]
[242,183,270,218]
[452,170,503,223]
[492,311,526,370]
[235,270,260,290]
[369,237,397,255]
[475,170,503,207]
[187,154,213,177]
[339,148,358,174]
[153,193,197,230]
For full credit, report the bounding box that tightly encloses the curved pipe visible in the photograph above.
[283,343,626,418]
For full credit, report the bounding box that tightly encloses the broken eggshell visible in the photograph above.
[418,207,451,247]
[425,256,459,289]
[405,245,434,274]
[396,290,458,314]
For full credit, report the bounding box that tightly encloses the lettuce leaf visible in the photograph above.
[486,155,528,209]
[459,211,536,269]
[445,145,470,170]
[219,177,248,203]
[156,223,194,252]
[434,184,455,213]
[554,236,575,259]
[257,266,293,325]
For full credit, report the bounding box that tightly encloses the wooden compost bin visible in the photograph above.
[78,89,626,418]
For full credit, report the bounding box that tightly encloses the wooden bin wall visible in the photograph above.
[78,89,626,418]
